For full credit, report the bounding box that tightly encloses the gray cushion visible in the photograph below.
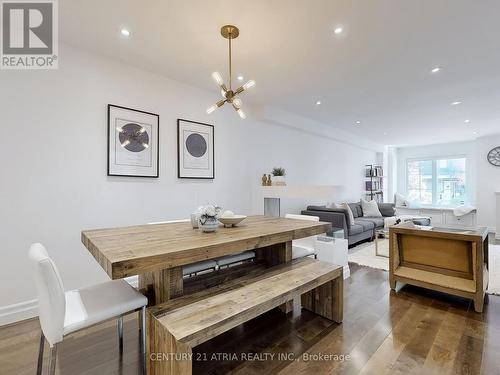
[348,224,364,235]
[358,217,385,228]
[353,219,375,231]
[378,203,395,217]
[348,203,363,218]
[306,205,345,214]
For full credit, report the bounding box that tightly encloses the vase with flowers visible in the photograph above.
[198,204,222,233]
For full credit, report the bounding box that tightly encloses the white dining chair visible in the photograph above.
[29,243,148,375]
[147,219,217,277]
[285,214,321,260]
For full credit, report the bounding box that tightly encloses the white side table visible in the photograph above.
[315,235,350,279]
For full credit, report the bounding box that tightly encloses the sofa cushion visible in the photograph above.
[348,224,364,235]
[348,203,363,218]
[306,205,345,214]
[353,219,375,231]
[358,217,385,228]
[378,203,396,217]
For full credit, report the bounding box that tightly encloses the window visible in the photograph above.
[406,157,466,206]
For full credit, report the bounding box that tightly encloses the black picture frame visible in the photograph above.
[177,118,215,179]
[107,104,160,178]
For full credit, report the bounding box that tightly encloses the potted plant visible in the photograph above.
[198,204,222,233]
[271,167,286,186]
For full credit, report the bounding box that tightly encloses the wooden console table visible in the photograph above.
[389,223,489,312]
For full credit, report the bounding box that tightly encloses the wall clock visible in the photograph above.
[487,146,500,166]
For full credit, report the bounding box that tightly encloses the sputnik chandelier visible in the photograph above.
[206,25,255,119]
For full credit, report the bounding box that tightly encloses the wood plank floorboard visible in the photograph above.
[1,262,499,374]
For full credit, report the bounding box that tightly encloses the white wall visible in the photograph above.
[395,141,477,205]
[0,44,378,323]
[476,134,500,231]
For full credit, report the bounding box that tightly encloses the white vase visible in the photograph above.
[273,176,286,186]
[199,217,219,233]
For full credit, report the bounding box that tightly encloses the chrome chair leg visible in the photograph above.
[139,306,146,374]
[118,316,123,354]
[48,343,58,375]
[37,331,45,375]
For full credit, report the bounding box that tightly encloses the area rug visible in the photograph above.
[348,239,500,296]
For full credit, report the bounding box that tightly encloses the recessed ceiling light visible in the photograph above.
[473,131,478,135]
[120,28,130,37]
[334,27,343,35]
[315,100,321,106]
[355,120,361,125]
[431,67,442,73]
[464,119,470,123]
[237,75,244,81]
[383,132,388,136]
[450,101,462,106]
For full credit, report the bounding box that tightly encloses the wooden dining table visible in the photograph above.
[81,215,331,306]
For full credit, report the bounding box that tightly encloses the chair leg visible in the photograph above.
[139,306,146,374]
[48,344,58,375]
[37,331,45,375]
[118,316,123,354]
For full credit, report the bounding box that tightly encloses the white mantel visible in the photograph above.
[261,185,337,199]
[260,185,337,217]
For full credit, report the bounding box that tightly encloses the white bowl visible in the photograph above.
[219,215,247,228]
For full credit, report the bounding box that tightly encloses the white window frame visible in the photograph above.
[405,155,467,207]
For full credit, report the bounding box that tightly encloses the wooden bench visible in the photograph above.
[147,258,343,374]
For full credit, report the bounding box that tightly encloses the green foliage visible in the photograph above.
[272,167,286,177]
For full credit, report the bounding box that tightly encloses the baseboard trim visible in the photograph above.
[0,299,38,326]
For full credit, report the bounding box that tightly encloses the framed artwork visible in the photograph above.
[177,119,214,179]
[107,104,159,177]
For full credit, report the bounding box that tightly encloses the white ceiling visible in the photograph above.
[60,0,500,146]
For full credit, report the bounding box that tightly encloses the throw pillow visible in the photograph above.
[361,199,382,217]
[340,202,355,226]
[395,193,409,207]
[325,202,339,209]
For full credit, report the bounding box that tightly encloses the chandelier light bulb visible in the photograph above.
[232,98,242,109]
[206,105,217,114]
[237,109,246,119]
[242,80,256,90]
[212,72,223,86]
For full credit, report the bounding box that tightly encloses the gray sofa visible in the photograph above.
[301,202,396,247]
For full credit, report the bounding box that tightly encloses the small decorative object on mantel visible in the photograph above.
[272,167,286,186]
[107,105,159,177]
[267,174,272,186]
[219,210,247,228]
[198,204,221,233]
[487,146,500,166]
[178,119,215,179]
[190,210,200,229]
[261,174,268,186]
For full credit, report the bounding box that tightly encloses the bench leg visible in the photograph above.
[301,274,343,323]
[148,310,193,375]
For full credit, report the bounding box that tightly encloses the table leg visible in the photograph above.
[257,241,293,313]
[139,267,183,306]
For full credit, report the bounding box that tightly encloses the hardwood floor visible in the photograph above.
[2,263,500,375]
